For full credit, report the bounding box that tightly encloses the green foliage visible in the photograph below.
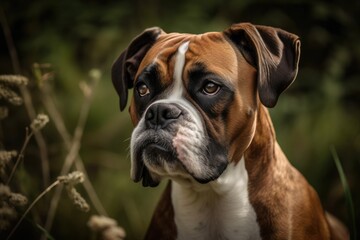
[34,223,55,240]
[331,146,357,240]
[0,0,359,239]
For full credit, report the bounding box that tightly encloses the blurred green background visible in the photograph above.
[0,0,359,239]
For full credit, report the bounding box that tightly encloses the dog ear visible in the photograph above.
[224,23,301,108]
[111,27,164,111]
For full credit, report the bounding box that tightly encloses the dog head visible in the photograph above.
[112,23,300,187]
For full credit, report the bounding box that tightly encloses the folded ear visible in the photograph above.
[111,27,164,111]
[224,23,301,108]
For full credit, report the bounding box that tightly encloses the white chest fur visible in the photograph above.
[171,157,261,240]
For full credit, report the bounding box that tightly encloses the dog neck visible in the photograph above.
[169,105,275,240]
[244,104,277,178]
[171,157,261,240]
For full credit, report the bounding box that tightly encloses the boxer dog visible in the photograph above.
[112,22,348,240]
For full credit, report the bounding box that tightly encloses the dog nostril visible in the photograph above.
[145,103,182,129]
[146,109,154,120]
[163,108,181,120]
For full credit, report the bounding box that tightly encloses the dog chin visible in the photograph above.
[136,142,188,186]
[131,127,229,187]
[132,145,228,187]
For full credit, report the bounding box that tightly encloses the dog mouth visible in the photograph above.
[142,140,177,165]
[131,126,229,188]
[131,132,180,186]
[147,143,171,154]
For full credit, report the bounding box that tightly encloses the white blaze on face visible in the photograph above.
[168,41,210,179]
[171,41,189,99]
[169,41,203,129]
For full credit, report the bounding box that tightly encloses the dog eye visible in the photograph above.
[137,83,150,97]
[202,81,221,95]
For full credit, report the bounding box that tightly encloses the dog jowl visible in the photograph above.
[112,23,348,240]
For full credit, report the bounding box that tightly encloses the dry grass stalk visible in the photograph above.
[6,171,89,240]
[30,113,49,132]
[0,84,23,106]
[1,9,108,239]
[0,151,17,173]
[0,74,28,120]
[0,75,28,86]
[1,7,51,189]
[7,114,49,185]
[39,75,108,217]
[88,215,126,240]
[58,171,90,212]
[43,68,101,236]
[0,184,28,231]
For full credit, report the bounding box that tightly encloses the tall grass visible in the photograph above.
[0,8,126,240]
[330,146,357,240]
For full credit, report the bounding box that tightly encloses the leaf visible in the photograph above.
[330,146,357,240]
[34,223,56,240]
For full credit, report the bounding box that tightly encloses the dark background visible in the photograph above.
[0,0,359,239]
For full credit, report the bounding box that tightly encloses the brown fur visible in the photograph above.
[144,182,176,240]
[143,104,349,240]
[112,24,349,240]
[245,105,332,239]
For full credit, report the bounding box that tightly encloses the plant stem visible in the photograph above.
[43,76,99,237]
[330,146,357,240]
[6,180,60,240]
[6,128,33,185]
[0,7,50,189]
[40,82,108,216]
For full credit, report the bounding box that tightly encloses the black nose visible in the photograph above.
[145,103,182,129]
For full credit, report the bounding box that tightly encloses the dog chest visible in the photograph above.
[171,158,261,240]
